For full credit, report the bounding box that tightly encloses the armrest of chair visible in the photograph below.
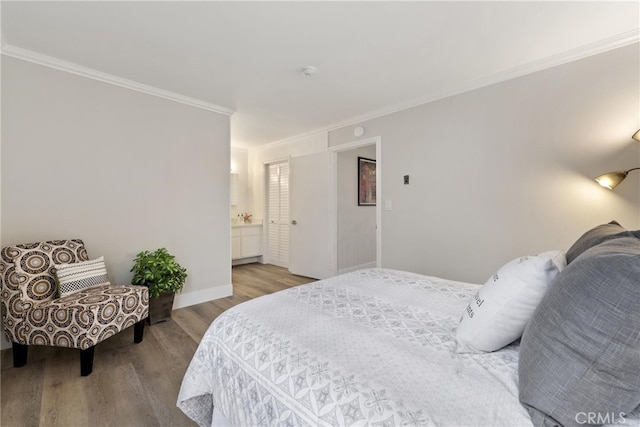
[1,261,27,344]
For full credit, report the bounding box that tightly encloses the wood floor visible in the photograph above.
[0,264,315,427]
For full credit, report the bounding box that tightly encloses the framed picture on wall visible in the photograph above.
[358,157,376,206]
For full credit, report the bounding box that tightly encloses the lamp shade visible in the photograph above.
[633,129,640,142]
[595,171,629,189]
[595,167,640,189]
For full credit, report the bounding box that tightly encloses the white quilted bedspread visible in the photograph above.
[177,268,534,426]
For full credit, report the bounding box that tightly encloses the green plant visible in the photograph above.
[130,248,188,298]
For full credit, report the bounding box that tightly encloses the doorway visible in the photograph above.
[330,136,382,274]
[264,137,381,278]
[336,146,377,274]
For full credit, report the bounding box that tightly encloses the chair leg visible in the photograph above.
[12,343,28,368]
[80,346,95,376]
[134,319,145,343]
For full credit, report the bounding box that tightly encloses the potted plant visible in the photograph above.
[131,247,188,324]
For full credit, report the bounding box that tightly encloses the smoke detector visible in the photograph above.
[300,66,317,77]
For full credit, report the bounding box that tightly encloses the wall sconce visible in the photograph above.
[594,129,640,189]
[595,168,640,189]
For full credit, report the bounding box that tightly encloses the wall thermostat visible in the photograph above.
[353,126,365,137]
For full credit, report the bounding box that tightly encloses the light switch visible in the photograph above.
[385,200,392,211]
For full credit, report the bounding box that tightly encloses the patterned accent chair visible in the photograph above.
[0,239,149,376]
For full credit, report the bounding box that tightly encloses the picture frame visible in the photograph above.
[358,157,376,206]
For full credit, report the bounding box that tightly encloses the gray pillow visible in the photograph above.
[519,236,640,427]
[565,220,632,264]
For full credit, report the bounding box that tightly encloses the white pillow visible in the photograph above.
[55,256,110,297]
[455,250,566,353]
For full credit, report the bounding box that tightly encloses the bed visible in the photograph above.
[177,222,640,427]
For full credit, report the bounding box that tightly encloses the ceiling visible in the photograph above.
[2,1,639,148]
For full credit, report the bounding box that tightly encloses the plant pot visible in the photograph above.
[149,291,175,324]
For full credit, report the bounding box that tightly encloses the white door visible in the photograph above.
[267,162,290,267]
[289,152,334,279]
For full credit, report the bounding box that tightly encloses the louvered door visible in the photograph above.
[267,162,290,267]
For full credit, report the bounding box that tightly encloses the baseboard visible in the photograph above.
[173,283,233,310]
[337,261,377,276]
[232,256,262,266]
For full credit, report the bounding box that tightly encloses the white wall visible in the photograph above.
[0,50,4,349]
[337,145,377,273]
[1,57,232,322]
[329,44,640,284]
[231,147,249,219]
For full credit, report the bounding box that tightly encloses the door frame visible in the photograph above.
[328,136,382,275]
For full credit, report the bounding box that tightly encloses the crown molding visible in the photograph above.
[0,27,635,146]
[0,43,235,116]
[259,29,640,149]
